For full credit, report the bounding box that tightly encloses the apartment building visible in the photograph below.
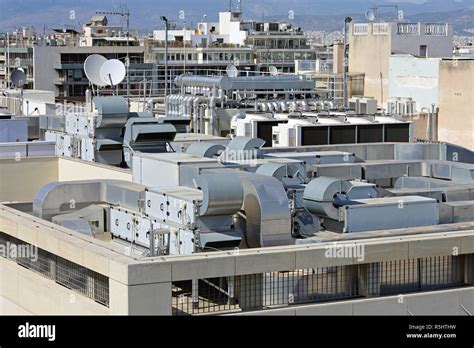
[349,21,453,105]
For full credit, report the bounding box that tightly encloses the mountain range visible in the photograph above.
[0,0,472,34]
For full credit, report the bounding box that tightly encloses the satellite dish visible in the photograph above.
[99,59,126,86]
[269,66,279,76]
[226,64,239,78]
[11,69,27,88]
[84,54,108,87]
[365,9,376,22]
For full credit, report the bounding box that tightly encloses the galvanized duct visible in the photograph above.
[242,175,293,248]
[175,75,233,91]
[230,75,314,90]
[227,136,266,152]
[186,142,226,158]
[197,173,243,216]
[94,96,129,128]
[303,177,353,220]
[33,180,146,221]
[255,162,306,186]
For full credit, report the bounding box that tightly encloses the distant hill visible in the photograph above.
[0,0,472,34]
[267,7,474,35]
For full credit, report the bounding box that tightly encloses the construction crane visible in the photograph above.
[96,4,131,98]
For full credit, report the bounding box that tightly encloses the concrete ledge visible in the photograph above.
[408,236,461,259]
[235,287,474,316]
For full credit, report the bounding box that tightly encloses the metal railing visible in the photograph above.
[0,232,110,307]
[172,255,470,315]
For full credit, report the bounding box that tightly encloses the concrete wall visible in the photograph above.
[0,256,109,315]
[389,55,440,111]
[391,24,453,59]
[350,23,453,106]
[237,287,474,316]
[33,46,60,96]
[0,157,132,203]
[438,59,474,150]
[349,24,391,105]
[333,43,344,75]
[0,157,58,202]
[57,158,132,182]
[0,204,172,315]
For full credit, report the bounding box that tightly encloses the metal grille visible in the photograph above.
[0,232,109,307]
[363,256,464,297]
[173,256,469,315]
[172,265,359,315]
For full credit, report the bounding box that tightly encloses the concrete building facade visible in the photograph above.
[438,58,474,150]
[349,22,453,105]
[33,46,153,99]
[388,54,440,112]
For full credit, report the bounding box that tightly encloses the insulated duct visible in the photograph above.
[197,173,244,216]
[303,177,353,220]
[242,175,293,247]
[175,75,233,91]
[33,180,146,221]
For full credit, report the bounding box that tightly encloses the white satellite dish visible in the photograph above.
[99,59,126,86]
[269,66,279,76]
[226,64,239,78]
[11,69,27,88]
[365,9,377,22]
[84,54,108,87]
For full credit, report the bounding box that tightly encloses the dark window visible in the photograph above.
[330,126,356,144]
[385,124,410,142]
[358,125,384,143]
[301,127,329,146]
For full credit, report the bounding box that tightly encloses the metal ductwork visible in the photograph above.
[255,162,306,186]
[230,75,314,90]
[242,175,293,248]
[94,96,129,129]
[175,75,233,91]
[303,177,353,220]
[227,136,266,152]
[123,118,177,167]
[186,142,226,158]
[197,173,244,216]
[33,180,146,221]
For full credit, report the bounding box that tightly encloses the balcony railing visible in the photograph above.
[397,23,420,35]
[373,23,390,36]
[353,24,369,36]
[425,23,448,36]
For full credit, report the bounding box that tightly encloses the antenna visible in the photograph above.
[84,54,108,87]
[99,59,126,86]
[11,69,26,88]
[226,64,239,78]
[269,66,279,76]
[96,4,131,97]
